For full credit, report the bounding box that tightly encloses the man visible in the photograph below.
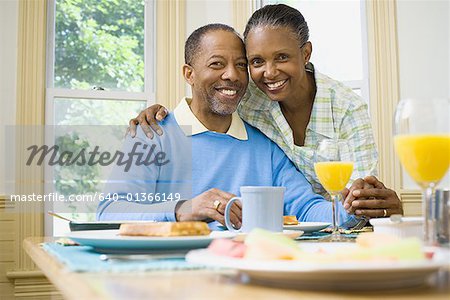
[97,24,362,228]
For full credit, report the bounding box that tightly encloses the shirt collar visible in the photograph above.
[173,97,248,140]
[307,71,335,139]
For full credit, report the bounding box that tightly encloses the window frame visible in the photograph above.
[45,0,155,119]
[44,0,156,235]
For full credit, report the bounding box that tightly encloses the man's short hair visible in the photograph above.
[184,23,242,65]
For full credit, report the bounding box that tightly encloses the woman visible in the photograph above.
[129,4,402,219]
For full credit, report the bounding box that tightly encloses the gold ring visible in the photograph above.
[213,200,221,211]
[383,209,387,217]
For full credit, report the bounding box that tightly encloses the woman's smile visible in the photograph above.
[265,79,288,92]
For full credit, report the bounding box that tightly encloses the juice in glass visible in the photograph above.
[314,161,354,193]
[394,134,450,186]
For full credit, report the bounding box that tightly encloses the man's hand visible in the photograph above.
[175,188,242,227]
[343,176,403,218]
[128,104,169,139]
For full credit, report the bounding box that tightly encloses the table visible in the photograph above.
[24,237,450,300]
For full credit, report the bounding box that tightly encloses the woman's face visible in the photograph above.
[246,26,311,102]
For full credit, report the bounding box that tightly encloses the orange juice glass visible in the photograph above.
[314,139,354,242]
[394,98,450,246]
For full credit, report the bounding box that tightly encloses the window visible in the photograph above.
[261,0,369,103]
[46,0,154,234]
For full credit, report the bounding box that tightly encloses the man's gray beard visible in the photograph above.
[207,97,238,116]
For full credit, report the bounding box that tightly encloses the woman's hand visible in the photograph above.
[343,176,403,218]
[128,104,169,138]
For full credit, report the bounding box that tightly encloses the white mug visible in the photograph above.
[224,186,285,233]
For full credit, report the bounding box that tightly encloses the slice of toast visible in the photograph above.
[119,221,211,237]
[283,215,298,225]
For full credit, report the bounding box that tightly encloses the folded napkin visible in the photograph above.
[42,243,206,273]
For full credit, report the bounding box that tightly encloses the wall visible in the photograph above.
[397,0,450,189]
[397,0,449,99]
[185,0,233,34]
[0,0,18,195]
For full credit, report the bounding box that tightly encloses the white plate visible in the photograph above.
[186,243,446,290]
[67,230,236,253]
[283,222,330,233]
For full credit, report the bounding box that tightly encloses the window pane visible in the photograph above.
[54,98,145,125]
[54,0,145,92]
[51,98,145,226]
[264,0,364,82]
[352,88,361,96]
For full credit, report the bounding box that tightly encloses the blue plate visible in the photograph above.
[67,230,236,253]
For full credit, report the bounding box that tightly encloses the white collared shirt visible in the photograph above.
[173,97,248,140]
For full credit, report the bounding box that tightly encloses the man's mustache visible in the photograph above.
[213,82,243,91]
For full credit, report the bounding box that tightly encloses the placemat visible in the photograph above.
[42,243,206,273]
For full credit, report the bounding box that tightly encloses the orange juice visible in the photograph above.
[394,134,450,185]
[314,162,354,193]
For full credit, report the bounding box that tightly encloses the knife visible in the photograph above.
[99,252,187,261]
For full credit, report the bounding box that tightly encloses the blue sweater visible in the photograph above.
[97,114,357,227]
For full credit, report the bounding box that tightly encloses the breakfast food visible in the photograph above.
[208,230,301,259]
[356,232,399,248]
[208,229,426,262]
[283,215,298,225]
[244,228,302,260]
[353,233,424,261]
[119,221,210,237]
[208,239,246,258]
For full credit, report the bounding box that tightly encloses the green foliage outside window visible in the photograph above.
[54,133,100,218]
[55,0,145,91]
[53,0,147,221]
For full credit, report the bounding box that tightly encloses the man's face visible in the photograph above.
[185,30,249,116]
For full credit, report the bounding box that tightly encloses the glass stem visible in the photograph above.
[423,184,436,246]
[331,194,340,236]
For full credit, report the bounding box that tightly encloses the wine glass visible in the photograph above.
[394,98,450,246]
[314,139,354,242]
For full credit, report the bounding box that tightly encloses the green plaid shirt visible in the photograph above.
[238,69,378,199]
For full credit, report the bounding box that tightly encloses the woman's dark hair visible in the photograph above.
[243,4,309,48]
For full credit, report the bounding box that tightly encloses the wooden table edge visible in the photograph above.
[23,237,105,300]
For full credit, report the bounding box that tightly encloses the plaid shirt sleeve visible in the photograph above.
[338,90,378,182]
